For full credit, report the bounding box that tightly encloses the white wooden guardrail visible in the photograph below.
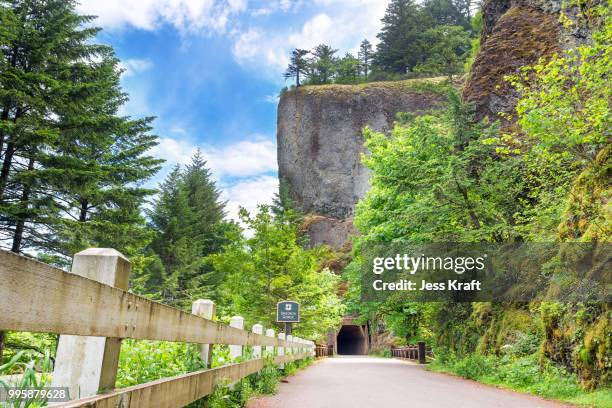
[0,248,315,407]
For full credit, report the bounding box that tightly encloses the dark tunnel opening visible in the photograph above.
[337,325,366,355]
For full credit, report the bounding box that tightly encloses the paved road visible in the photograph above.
[247,356,573,408]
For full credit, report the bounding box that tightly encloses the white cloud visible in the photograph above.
[222,175,278,221]
[287,13,333,49]
[263,93,279,104]
[148,135,278,222]
[119,58,153,77]
[231,0,387,75]
[150,136,277,178]
[78,0,248,33]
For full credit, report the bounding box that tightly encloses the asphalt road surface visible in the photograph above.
[247,356,574,408]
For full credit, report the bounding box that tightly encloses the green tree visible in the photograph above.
[308,44,338,85]
[0,0,161,255]
[421,0,471,28]
[283,48,310,87]
[335,53,361,84]
[374,0,425,73]
[358,39,374,77]
[211,205,344,339]
[147,152,229,307]
[414,25,471,80]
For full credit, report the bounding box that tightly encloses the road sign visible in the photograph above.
[277,300,300,323]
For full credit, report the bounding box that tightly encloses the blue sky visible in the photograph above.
[79,0,388,220]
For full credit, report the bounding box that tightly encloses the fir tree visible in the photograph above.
[147,153,228,308]
[358,39,374,77]
[0,0,162,255]
[373,0,424,73]
[336,53,361,84]
[308,44,338,85]
[283,48,310,87]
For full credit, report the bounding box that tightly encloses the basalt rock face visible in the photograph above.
[464,0,592,124]
[277,81,446,247]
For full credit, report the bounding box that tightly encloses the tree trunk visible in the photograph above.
[79,199,88,222]
[0,142,16,202]
[11,156,35,253]
[0,106,9,157]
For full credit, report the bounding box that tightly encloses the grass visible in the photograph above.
[428,353,612,408]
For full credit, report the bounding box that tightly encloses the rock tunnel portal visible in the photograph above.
[336,325,367,355]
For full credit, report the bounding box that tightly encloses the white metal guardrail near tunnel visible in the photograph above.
[0,248,315,407]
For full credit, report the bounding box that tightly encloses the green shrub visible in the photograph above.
[452,354,496,380]
[116,340,205,388]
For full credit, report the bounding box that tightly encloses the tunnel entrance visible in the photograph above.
[336,325,366,355]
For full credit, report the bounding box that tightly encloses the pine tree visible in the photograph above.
[0,0,162,256]
[336,53,361,84]
[283,48,310,86]
[414,25,471,80]
[373,0,424,73]
[308,44,338,85]
[421,0,471,28]
[358,39,374,77]
[147,153,228,308]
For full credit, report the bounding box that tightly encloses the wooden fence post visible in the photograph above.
[252,324,263,358]
[51,248,131,399]
[229,316,244,361]
[265,329,275,356]
[418,341,426,364]
[277,333,285,369]
[192,299,215,368]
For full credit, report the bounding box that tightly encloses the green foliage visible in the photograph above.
[211,205,344,339]
[358,39,374,77]
[116,340,206,388]
[0,350,52,408]
[348,3,611,392]
[284,49,310,87]
[145,151,230,308]
[414,25,471,79]
[0,0,162,257]
[429,353,612,407]
[335,53,361,84]
[307,44,338,85]
[373,0,472,74]
[510,4,611,157]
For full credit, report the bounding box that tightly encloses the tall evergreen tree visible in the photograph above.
[414,25,471,80]
[308,44,338,84]
[147,152,228,307]
[335,53,361,84]
[373,0,424,73]
[0,0,162,256]
[358,39,374,77]
[283,48,310,87]
[421,0,471,28]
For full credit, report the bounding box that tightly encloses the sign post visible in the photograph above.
[277,300,300,336]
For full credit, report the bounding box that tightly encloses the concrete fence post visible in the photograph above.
[418,341,426,364]
[265,329,275,356]
[252,324,263,358]
[286,335,293,355]
[229,316,244,361]
[51,248,131,399]
[191,299,215,368]
[277,333,285,369]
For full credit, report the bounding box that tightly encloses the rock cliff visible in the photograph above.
[276,80,446,247]
[277,0,593,248]
[464,0,593,124]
